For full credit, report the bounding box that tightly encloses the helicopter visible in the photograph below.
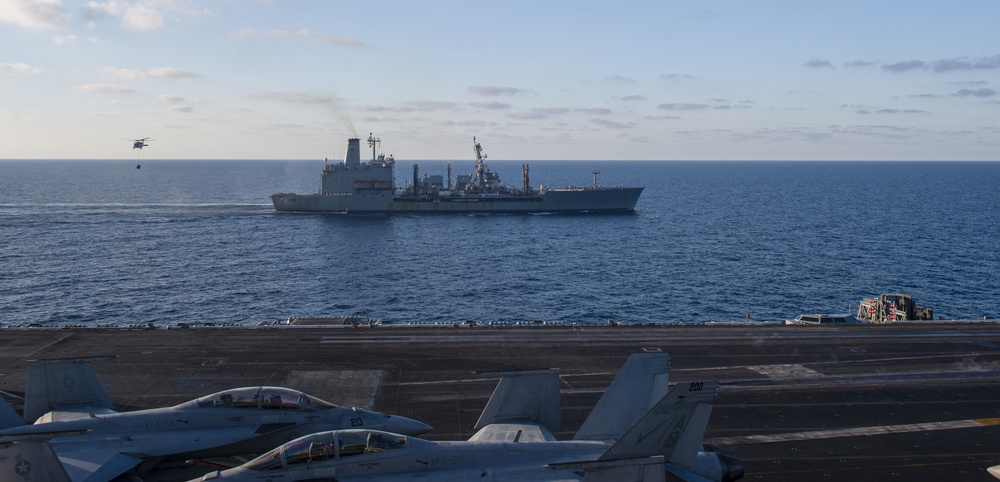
[130,137,153,149]
[126,137,153,169]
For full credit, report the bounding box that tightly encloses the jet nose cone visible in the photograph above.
[384,415,432,435]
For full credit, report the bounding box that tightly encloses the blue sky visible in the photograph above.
[3,1,999,160]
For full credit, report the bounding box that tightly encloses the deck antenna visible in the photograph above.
[592,170,600,189]
[367,132,380,162]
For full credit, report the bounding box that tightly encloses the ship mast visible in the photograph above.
[592,170,600,189]
[367,133,380,162]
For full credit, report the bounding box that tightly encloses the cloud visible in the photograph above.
[604,75,636,84]
[81,1,215,31]
[952,88,996,97]
[230,28,365,47]
[170,105,193,113]
[53,34,99,45]
[881,54,1000,73]
[804,59,834,69]
[590,119,633,129]
[471,101,512,110]
[354,101,459,112]
[313,34,366,47]
[247,91,339,105]
[658,103,710,110]
[158,94,185,104]
[230,28,310,39]
[105,67,199,80]
[0,0,70,29]
[882,60,926,72]
[844,60,877,68]
[75,83,135,93]
[660,73,695,80]
[856,108,928,115]
[0,62,41,75]
[618,95,647,101]
[577,108,612,115]
[468,85,528,96]
[122,3,164,30]
[532,107,570,116]
[434,120,488,127]
[507,111,550,120]
[931,54,1000,72]
[148,67,198,79]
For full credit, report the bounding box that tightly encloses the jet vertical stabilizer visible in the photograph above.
[24,357,116,423]
[0,399,24,430]
[472,368,561,433]
[575,353,670,441]
[0,439,72,482]
[600,381,718,465]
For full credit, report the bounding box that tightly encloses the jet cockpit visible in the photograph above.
[243,430,415,471]
[181,387,338,411]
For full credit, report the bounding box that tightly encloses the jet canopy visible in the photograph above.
[243,430,416,471]
[181,387,337,411]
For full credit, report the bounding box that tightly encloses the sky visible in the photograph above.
[2,1,1000,161]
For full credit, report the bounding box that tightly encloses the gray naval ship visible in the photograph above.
[271,134,643,213]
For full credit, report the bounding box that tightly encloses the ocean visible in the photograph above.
[2,159,998,327]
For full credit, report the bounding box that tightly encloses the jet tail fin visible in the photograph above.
[574,353,670,441]
[599,381,719,469]
[0,397,25,430]
[473,368,561,433]
[0,439,72,482]
[24,357,116,423]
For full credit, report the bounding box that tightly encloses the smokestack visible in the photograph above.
[344,138,361,167]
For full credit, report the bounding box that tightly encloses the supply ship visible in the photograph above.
[271,134,643,213]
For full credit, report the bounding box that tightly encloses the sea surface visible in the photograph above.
[2,159,999,327]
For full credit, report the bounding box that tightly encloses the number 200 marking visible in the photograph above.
[688,382,704,391]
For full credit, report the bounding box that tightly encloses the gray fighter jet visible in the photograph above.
[0,357,431,482]
[194,354,743,482]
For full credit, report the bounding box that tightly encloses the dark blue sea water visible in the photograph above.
[2,159,999,327]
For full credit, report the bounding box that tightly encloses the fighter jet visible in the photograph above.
[194,354,743,482]
[0,357,431,482]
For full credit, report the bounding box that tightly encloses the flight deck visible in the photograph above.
[1,323,998,481]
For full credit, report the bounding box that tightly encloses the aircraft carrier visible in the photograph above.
[271,135,644,213]
[2,323,999,481]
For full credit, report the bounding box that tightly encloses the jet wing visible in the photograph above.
[51,425,279,482]
[56,448,144,482]
[468,422,557,442]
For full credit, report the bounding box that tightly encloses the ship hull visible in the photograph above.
[271,187,644,213]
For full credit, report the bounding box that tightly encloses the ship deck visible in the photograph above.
[1,323,999,481]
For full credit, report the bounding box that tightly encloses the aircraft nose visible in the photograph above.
[383,414,432,435]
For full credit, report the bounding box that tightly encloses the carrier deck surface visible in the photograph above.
[1,324,998,481]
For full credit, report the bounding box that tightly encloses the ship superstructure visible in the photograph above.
[271,134,643,213]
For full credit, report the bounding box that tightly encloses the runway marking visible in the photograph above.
[746,364,823,378]
[706,418,999,445]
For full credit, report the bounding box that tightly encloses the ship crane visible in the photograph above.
[472,136,487,191]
